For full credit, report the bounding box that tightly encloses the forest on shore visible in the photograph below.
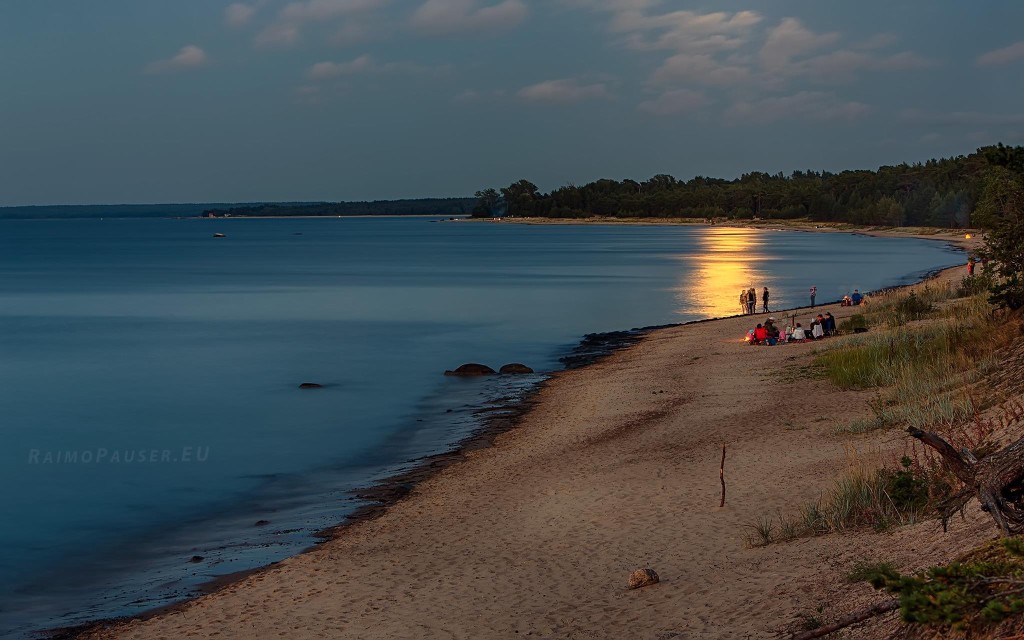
[473,145,1020,227]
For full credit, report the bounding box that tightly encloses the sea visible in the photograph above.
[0,216,961,638]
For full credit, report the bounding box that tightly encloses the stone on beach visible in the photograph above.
[627,568,660,589]
[499,363,534,374]
[444,363,496,376]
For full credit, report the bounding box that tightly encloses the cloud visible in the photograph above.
[145,45,208,74]
[256,0,389,48]
[977,41,1024,66]
[900,109,1024,127]
[650,53,750,86]
[725,91,869,125]
[330,20,378,46]
[610,9,762,53]
[255,23,300,47]
[307,55,376,79]
[760,18,839,71]
[411,0,528,36]
[798,49,932,81]
[224,3,257,28]
[306,54,449,80]
[638,89,709,115]
[280,0,387,23]
[517,79,610,103]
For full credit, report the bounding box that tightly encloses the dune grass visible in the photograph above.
[818,283,1014,433]
[752,277,1018,546]
[747,458,935,546]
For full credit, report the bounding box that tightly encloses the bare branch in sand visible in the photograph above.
[719,445,727,508]
[790,599,900,639]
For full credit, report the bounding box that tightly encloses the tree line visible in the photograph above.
[473,146,1012,227]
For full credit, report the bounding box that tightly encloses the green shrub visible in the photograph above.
[837,313,868,333]
[847,560,899,583]
[856,539,1024,631]
[957,274,991,297]
[756,460,936,543]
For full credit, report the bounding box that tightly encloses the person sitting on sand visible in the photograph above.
[824,312,836,336]
[841,295,852,307]
[812,317,825,339]
[791,323,807,340]
[851,289,863,305]
[753,323,767,344]
[764,318,780,345]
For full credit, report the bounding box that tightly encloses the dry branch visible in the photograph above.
[719,445,726,508]
[790,599,899,640]
[907,426,1024,535]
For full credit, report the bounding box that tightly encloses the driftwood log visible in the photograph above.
[908,426,1024,535]
[791,599,900,640]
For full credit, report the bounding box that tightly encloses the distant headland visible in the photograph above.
[0,199,477,220]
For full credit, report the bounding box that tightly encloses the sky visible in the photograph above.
[1,0,1023,206]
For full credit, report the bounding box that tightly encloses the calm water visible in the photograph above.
[0,217,959,637]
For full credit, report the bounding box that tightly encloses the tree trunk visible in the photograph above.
[907,427,1024,536]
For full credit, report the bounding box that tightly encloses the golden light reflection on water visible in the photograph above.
[674,227,769,318]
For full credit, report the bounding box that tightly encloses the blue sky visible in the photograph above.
[1,0,1022,205]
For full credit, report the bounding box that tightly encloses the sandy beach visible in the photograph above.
[82,230,988,640]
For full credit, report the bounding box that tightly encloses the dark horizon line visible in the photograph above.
[0,197,477,210]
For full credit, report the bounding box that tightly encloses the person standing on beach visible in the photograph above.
[746,288,756,314]
[762,287,770,313]
[809,286,817,307]
[740,289,748,314]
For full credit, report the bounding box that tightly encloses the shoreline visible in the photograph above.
[64,228,977,640]
[48,327,662,640]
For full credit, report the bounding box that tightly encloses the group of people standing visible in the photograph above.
[740,287,771,314]
[741,285,823,314]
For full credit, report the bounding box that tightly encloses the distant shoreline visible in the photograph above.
[474,216,983,251]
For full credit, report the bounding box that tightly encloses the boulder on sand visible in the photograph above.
[444,363,496,377]
[627,568,660,589]
[499,363,534,375]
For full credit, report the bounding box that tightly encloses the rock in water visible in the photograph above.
[444,363,496,377]
[627,568,660,589]
[499,363,534,374]
[299,382,323,389]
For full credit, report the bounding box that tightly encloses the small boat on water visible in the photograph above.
[213,232,226,238]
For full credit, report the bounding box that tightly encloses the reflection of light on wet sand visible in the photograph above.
[675,228,768,318]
